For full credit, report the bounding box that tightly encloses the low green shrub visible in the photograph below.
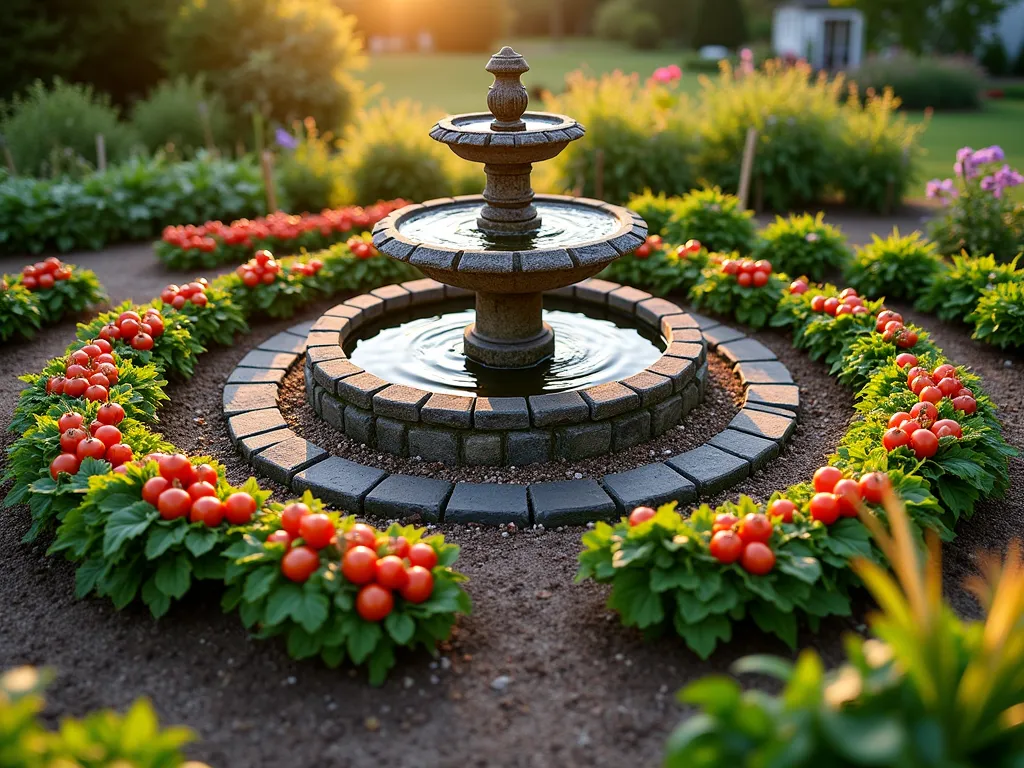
[338,100,479,205]
[131,75,234,155]
[844,229,944,301]
[600,238,708,296]
[663,188,757,254]
[539,70,697,203]
[1,79,139,177]
[626,189,679,236]
[0,279,42,343]
[688,257,787,328]
[754,212,849,281]
[916,252,1023,322]
[969,280,1024,349]
[927,146,1024,263]
[275,118,347,213]
[853,54,984,110]
[594,0,640,43]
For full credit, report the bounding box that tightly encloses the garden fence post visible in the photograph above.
[737,127,758,211]
[261,150,278,213]
[95,134,107,172]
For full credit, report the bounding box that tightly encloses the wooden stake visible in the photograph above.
[737,127,758,211]
[261,150,277,213]
[594,148,605,200]
[95,134,107,172]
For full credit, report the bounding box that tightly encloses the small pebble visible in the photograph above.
[491,675,512,692]
[403,677,414,689]
[573,472,583,479]
[286,676,297,685]
[364,716,380,732]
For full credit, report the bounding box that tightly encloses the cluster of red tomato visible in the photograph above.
[722,257,772,287]
[291,258,324,277]
[274,509,436,621]
[236,250,283,287]
[160,279,210,309]
[45,339,121,402]
[633,235,663,259]
[674,239,702,259]
[881,356,974,458]
[160,201,406,252]
[806,286,873,319]
[19,257,73,291]
[346,236,379,260]
[140,454,256,527]
[98,308,165,351]
[804,467,889,525]
[49,405,130,479]
[873,309,919,349]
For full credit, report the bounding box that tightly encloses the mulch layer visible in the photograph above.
[1,240,1022,768]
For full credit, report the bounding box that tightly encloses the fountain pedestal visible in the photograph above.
[372,46,648,369]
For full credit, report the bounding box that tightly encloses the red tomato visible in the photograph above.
[187,481,217,502]
[76,437,106,461]
[195,463,218,486]
[810,295,826,312]
[809,493,840,525]
[157,488,192,520]
[50,453,81,480]
[146,317,164,337]
[130,333,154,351]
[47,376,67,395]
[899,420,922,435]
[895,329,918,349]
[83,385,108,402]
[858,472,890,504]
[298,513,335,549]
[937,377,961,398]
[875,310,903,332]
[812,466,843,493]
[281,502,311,535]
[261,272,275,285]
[823,297,840,316]
[909,401,938,428]
[142,476,171,506]
[738,513,772,544]
[158,454,192,483]
[99,324,121,341]
[81,344,102,359]
[342,545,377,584]
[58,412,84,432]
[223,492,257,524]
[905,366,928,387]
[753,259,772,274]
[952,396,977,414]
[931,419,963,439]
[93,424,122,449]
[919,386,943,404]
[93,338,113,354]
[712,512,739,533]
[932,363,956,380]
[887,411,912,429]
[628,506,656,526]
[737,272,753,287]
[63,378,88,398]
[281,546,320,583]
[789,280,808,295]
[119,318,140,338]
[723,260,740,276]
[60,428,88,454]
[345,523,378,550]
[835,305,853,317]
[882,427,911,451]
[388,536,410,558]
[96,402,125,425]
[909,375,934,396]
[839,288,858,299]
[709,530,744,563]
[266,530,292,545]
[400,566,434,603]
[375,555,409,590]
[105,443,133,467]
[190,496,225,527]
[357,584,394,621]
[842,295,864,308]
[242,271,259,287]
[910,428,939,459]
[767,498,796,523]
[69,350,90,367]
[740,542,776,575]
[118,311,141,324]
[751,270,769,288]
[833,479,862,518]
[408,542,438,570]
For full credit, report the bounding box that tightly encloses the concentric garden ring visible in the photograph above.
[223,278,800,526]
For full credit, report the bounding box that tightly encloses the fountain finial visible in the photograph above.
[486,46,529,131]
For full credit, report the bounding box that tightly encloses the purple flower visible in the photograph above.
[954,146,979,179]
[275,128,298,150]
[980,174,1001,197]
[971,145,1005,165]
[994,164,1024,189]
[926,178,957,201]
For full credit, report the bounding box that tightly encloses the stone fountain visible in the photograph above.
[372,46,647,369]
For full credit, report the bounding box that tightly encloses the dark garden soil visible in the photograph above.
[1,229,1022,767]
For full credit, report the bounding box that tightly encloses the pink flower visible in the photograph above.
[651,65,682,84]
[666,64,682,79]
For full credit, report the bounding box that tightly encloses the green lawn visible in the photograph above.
[364,38,1024,201]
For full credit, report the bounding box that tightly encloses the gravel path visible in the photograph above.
[1,211,1020,768]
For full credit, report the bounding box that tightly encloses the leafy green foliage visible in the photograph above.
[313,241,421,295]
[625,190,680,236]
[0,79,139,177]
[51,460,271,618]
[688,263,787,329]
[600,243,708,297]
[130,74,234,156]
[836,323,939,390]
[929,180,1024,265]
[0,153,264,255]
[275,118,347,214]
[0,281,42,343]
[853,52,985,110]
[845,229,944,300]
[663,188,758,255]
[160,285,249,348]
[0,665,197,768]
[754,213,850,281]
[14,266,106,324]
[217,262,320,320]
[223,498,471,684]
[969,280,1024,349]
[917,252,1023,322]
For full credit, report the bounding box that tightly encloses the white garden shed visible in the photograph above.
[772,0,865,71]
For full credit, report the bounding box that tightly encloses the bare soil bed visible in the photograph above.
[1,244,1021,767]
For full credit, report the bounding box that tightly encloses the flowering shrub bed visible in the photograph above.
[154,200,406,270]
[844,230,944,301]
[578,257,1015,658]
[753,212,850,282]
[0,666,202,767]
[0,153,264,255]
[1,258,106,342]
[659,187,757,255]
[4,240,470,684]
[689,256,787,329]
